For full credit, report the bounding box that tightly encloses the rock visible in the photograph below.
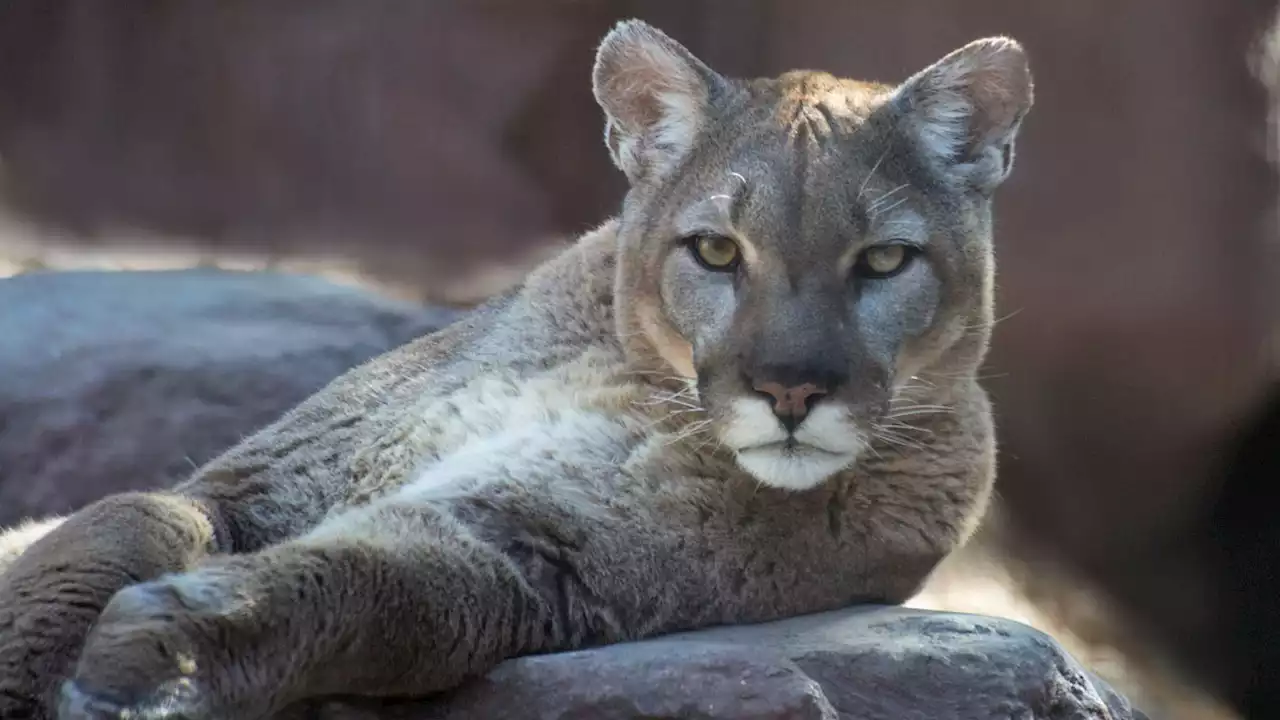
[0,269,462,525]
[306,607,1146,720]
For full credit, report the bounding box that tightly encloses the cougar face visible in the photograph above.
[596,22,1032,489]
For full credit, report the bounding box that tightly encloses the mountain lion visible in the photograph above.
[0,19,1033,720]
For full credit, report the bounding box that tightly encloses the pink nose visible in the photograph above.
[752,380,828,424]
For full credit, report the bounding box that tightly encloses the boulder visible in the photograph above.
[309,607,1145,720]
[0,269,462,525]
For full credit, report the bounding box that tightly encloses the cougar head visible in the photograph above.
[595,20,1032,490]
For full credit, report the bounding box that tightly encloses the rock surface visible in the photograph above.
[305,607,1145,720]
[0,269,462,525]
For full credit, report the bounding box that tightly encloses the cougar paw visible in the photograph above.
[57,677,205,720]
[57,582,218,720]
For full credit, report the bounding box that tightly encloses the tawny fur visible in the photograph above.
[0,19,1031,720]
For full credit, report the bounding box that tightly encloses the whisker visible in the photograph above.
[687,431,727,456]
[886,402,954,410]
[914,368,997,380]
[856,147,892,200]
[887,409,956,421]
[622,369,698,386]
[973,372,1010,381]
[868,196,909,218]
[633,386,700,402]
[887,408,956,418]
[633,395,701,410]
[638,411,705,433]
[871,431,929,453]
[878,421,936,437]
[664,419,715,447]
[880,431,929,446]
[952,307,1026,335]
[867,183,910,211]
[887,396,952,406]
[990,307,1024,327]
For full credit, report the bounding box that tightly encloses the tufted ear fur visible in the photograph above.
[592,20,726,184]
[893,37,1034,193]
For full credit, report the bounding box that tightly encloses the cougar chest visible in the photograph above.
[345,348,649,505]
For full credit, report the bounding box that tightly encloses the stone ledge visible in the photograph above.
[304,607,1146,720]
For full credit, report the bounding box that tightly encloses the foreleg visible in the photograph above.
[58,500,554,720]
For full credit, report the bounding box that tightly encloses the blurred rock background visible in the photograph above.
[1,1,1277,718]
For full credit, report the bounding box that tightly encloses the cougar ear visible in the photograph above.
[592,20,726,183]
[892,37,1034,193]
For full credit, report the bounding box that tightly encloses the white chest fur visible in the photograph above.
[364,349,653,501]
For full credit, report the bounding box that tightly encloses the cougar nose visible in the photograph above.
[752,379,829,433]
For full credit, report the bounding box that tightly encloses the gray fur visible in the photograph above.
[0,19,1032,720]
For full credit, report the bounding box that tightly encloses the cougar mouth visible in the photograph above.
[733,442,859,491]
[743,439,849,457]
[717,397,867,489]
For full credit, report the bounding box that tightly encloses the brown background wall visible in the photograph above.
[1,0,1276,705]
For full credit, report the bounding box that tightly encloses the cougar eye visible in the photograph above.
[688,235,741,271]
[854,243,917,279]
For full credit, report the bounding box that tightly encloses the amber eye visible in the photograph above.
[689,235,741,271]
[854,243,917,279]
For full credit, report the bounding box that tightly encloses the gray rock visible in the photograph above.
[305,607,1146,720]
[0,269,462,525]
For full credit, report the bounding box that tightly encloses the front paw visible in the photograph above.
[57,582,220,720]
[57,677,204,720]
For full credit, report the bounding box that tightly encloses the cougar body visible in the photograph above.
[0,20,1032,720]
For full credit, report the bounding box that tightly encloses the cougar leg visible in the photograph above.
[0,493,224,719]
[59,499,554,719]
